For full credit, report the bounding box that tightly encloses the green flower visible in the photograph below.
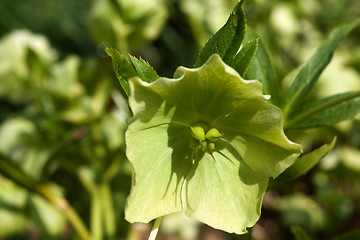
[125,54,302,234]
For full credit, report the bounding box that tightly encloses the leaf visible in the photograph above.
[291,226,312,240]
[269,137,336,187]
[129,55,159,83]
[233,39,258,78]
[286,91,360,129]
[282,18,360,118]
[0,179,28,238]
[276,194,326,231]
[194,0,245,67]
[333,229,360,240]
[105,47,137,96]
[244,31,281,106]
[125,54,302,234]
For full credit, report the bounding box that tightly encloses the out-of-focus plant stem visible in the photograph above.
[91,189,103,240]
[0,154,92,240]
[101,184,116,237]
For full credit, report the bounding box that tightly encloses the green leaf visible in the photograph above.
[129,55,159,83]
[194,0,245,67]
[125,54,302,234]
[233,39,258,78]
[244,31,281,106]
[286,91,360,129]
[282,18,360,118]
[105,47,137,96]
[333,229,360,240]
[269,138,336,187]
[291,226,312,240]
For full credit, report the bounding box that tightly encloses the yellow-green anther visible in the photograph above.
[205,128,222,142]
[190,122,208,141]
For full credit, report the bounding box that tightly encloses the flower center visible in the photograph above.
[189,122,223,154]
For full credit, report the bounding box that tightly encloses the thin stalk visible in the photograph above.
[91,189,103,240]
[148,217,163,240]
[101,184,116,237]
[0,156,91,240]
[37,185,92,240]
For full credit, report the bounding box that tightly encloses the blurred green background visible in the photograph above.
[0,0,359,239]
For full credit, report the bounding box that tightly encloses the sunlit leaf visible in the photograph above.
[233,39,258,78]
[106,47,137,96]
[244,31,281,106]
[194,0,245,67]
[286,91,360,129]
[129,55,159,83]
[282,18,360,118]
[269,138,336,187]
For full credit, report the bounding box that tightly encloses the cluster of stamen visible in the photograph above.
[188,122,225,162]
[189,122,234,164]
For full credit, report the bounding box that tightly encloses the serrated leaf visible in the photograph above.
[291,226,312,240]
[286,91,360,129]
[244,31,281,106]
[282,18,360,118]
[129,55,159,83]
[194,0,245,67]
[233,39,258,77]
[269,138,336,188]
[105,47,137,96]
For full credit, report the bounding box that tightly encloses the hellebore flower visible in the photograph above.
[125,54,302,234]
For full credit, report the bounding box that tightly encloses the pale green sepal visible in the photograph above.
[127,77,192,131]
[214,101,302,178]
[125,124,193,222]
[173,55,266,124]
[182,146,268,234]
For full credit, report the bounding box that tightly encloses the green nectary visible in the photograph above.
[125,54,302,234]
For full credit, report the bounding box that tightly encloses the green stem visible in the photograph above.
[148,217,163,240]
[101,184,116,237]
[91,189,103,240]
[38,185,92,240]
[0,155,91,240]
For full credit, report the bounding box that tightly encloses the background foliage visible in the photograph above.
[0,0,359,239]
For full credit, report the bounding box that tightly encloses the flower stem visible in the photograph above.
[0,154,91,240]
[148,217,163,240]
